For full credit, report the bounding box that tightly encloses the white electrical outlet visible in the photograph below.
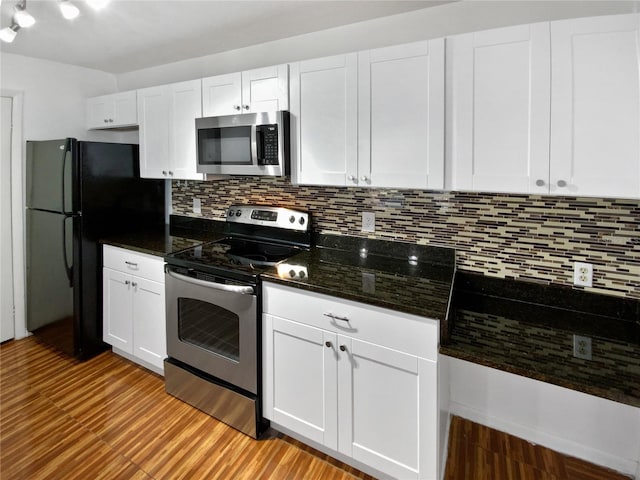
[362,212,375,233]
[193,197,201,215]
[573,261,593,287]
[573,334,592,360]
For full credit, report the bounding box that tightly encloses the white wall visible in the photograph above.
[444,355,640,477]
[116,1,639,90]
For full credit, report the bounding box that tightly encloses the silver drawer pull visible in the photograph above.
[125,261,138,267]
[323,312,350,322]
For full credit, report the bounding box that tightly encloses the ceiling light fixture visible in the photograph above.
[86,0,110,11]
[14,0,35,28]
[59,0,80,20]
[0,23,20,43]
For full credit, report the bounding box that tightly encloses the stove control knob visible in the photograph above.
[289,269,296,278]
[236,209,242,217]
[289,215,295,223]
[299,271,306,278]
[299,217,305,225]
[228,210,234,217]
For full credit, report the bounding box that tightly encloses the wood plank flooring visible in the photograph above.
[444,415,632,480]
[1,337,633,479]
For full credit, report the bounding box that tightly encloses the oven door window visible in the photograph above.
[198,126,252,166]
[177,298,240,362]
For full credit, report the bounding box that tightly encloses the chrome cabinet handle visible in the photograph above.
[168,171,174,176]
[360,176,369,182]
[131,282,137,288]
[103,119,109,123]
[323,312,349,322]
[347,175,356,182]
[535,179,545,187]
[233,105,241,111]
[108,118,114,123]
[557,180,567,187]
[125,261,138,267]
[162,171,167,176]
[339,345,347,352]
[325,341,332,348]
[243,105,250,110]
[124,280,130,286]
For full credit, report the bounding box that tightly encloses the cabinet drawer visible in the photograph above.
[103,245,164,283]
[263,282,438,361]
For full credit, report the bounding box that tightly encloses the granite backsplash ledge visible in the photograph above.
[171,177,640,300]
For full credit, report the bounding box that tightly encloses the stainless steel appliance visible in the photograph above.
[25,139,165,359]
[164,205,310,438]
[196,111,289,177]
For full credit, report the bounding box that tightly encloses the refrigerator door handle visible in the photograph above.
[62,139,72,214]
[63,215,73,287]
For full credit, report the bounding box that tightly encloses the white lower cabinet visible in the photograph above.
[103,245,166,375]
[263,282,440,480]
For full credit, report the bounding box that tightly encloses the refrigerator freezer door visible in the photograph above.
[26,208,76,355]
[26,139,76,214]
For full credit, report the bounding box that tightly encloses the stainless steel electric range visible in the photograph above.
[164,205,310,438]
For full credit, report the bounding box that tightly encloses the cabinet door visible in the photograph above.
[550,13,640,198]
[132,277,166,372]
[338,337,437,480]
[169,79,204,180]
[241,64,289,113]
[112,91,137,127]
[138,85,170,179]
[290,54,358,186]
[449,23,551,194]
[359,40,445,189]
[86,95,113,129]
[102,268,133,354]
[265,315,338,450]
[202,72,242,116]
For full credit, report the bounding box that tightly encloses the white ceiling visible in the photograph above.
[0,0,449,73]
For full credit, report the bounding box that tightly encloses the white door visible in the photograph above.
[202,72,242,116]
[241,64,289,113]
[358,40,445,189]
[86,95,113,129]
[102,268,133,354]
[449,23,551,193]
[112,91,137,127]
[338,338,437,480]
[290,54,358,186]
[266,315,338,450]
[169,79,204,180]
[138,85,170,179]
[1,96,14,342]
[550,13,640,198]
[132,277,166,371]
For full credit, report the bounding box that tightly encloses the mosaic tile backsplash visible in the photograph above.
[172,177,640,300]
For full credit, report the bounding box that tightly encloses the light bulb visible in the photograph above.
[60,1,80,20]
[14,8,35,28]
[0,25,19,43]
[86,0,110,10]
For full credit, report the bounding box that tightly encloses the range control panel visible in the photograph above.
[226,205,309,232]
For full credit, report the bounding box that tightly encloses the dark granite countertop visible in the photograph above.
[441,272,640,408]
[101,216,226,257]
[261,234,456,320]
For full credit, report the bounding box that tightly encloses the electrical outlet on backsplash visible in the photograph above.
[171,178,640,300]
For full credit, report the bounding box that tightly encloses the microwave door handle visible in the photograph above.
[250,124,258,165]
[165,267,255,295]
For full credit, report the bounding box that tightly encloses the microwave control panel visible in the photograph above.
[257,124,279,166]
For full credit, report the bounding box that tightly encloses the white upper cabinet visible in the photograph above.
[448,23,551,194]
[290,54,358,186]
[138,79,204,180]
[359,40,445,189]
[202,65,289,117]
[86,90,137,129]
[550,13,640,198]
[292,41,445,189]
[449,13,640,198]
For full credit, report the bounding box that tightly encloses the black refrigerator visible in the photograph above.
[25,139,166,359]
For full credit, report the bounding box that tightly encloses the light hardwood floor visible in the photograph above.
[1,337,632,479]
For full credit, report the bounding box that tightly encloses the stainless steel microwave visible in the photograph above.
[196,111,289,177]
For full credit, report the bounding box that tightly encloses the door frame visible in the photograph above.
[2,89,26,340]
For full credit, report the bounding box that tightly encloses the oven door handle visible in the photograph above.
[165,267,255,295]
